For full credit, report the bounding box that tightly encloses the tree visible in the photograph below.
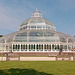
[0,35,3,37]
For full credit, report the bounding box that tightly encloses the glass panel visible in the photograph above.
[31,45,34,50]
[26,45,27,49]
[29,31,44,36]
[29,44,30,50]
[14,32,27,42]
[44,44,46,50]
[64,45,67,49]
[13,45,17,49]
[52,45,54,50]
[17,45,20,49]
[36,44,38,50]
[39,44,43,50]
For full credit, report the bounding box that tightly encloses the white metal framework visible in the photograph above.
[0,9,75,52]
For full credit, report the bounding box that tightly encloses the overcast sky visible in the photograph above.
[0,0,75,36]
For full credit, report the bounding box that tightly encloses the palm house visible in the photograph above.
[0,9,75,53]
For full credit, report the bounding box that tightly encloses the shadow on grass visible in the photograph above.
[0,68,53,75]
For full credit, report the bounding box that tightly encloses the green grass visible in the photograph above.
[0,61,75,75]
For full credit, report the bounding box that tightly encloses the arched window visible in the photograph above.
[36,44,38,49]
[16,45,17,49]
[44,44,46,49]
[52,44,54,50]
[26,45,27,49]
[29,44,30,50]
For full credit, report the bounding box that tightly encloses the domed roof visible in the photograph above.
[19,9,54,30]
[20,17,54,26]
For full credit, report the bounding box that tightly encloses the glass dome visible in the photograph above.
[18,9,56,31]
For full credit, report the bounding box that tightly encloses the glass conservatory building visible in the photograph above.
[0,9,75,52]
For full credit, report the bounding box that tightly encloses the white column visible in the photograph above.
[38,44,40,51]
[46,44,47,51]
[5,38,6,51]
[20,44,21,52]
[43,44,44,52]
[25,44,26,51]
[17,44,18,51]
[27,44,31,51]
[67,45,68,51]
[63,45,64,51]
[27,44,29,52]
[12,44,13,52]
[51,44,52,52]
[36,44,37,51]
[54,44,55,51]
[59,44,60,52]
[67,38,68,51]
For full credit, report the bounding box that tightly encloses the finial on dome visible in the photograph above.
[32,9,42,17]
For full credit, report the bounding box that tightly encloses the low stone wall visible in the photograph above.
[0,52,75,56]
[0,52,75,61]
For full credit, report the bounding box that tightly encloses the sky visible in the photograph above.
[0,0,75,36]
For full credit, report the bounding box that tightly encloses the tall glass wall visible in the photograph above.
[14,30,60,42]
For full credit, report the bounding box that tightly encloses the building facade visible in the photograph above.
[0,9,75,53]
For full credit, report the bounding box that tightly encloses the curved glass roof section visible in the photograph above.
[18,9,55,31]
[13,30,60,42]
[0,30,74,43]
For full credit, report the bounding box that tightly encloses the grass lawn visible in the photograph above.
[0,61,75,75]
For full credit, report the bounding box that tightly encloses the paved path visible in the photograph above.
[0,57,73,61]
[20,57,56,61]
